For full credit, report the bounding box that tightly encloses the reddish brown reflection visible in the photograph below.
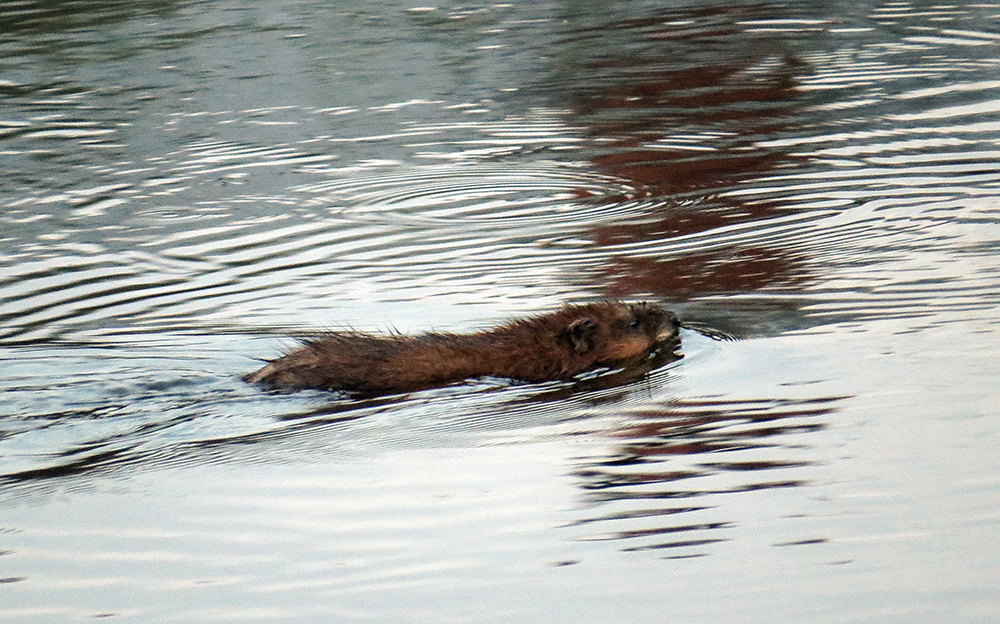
[601,247,811,301]
[566,395,846,556]
[557,5,815,300]
[611,397,840,456]
[567,5,806,196]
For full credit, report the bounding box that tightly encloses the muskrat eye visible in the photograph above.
[629,317,642,329]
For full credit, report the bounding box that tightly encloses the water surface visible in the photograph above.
[2,1,999,622]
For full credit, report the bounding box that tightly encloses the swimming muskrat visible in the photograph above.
[243,301,681,395]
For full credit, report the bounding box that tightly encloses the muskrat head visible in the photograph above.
[562,301,680,367]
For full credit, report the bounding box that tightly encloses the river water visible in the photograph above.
[2,1,999,622]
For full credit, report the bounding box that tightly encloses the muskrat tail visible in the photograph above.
[241,361,277,385]
[242,359,316,389]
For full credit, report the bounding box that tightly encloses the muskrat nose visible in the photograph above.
[656,311,681,342]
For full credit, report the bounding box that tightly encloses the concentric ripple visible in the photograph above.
[0,6,999,618]
[295,163,637,225]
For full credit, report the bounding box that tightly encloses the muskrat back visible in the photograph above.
[244,301,680,395]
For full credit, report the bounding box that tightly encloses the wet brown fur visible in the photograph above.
[243,301,680,395]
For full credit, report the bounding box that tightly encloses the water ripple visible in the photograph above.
[295,163,636,225]
[1,0,999,494]
[2,2,999,620]
[564,395,842,556]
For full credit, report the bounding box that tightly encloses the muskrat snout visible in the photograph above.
[656,310,682,343]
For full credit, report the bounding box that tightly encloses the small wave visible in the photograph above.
[295,162,639,225]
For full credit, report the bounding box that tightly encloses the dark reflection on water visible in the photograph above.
[559,4,807,197]
[539,2,1000,333]
[568,396,841,556]
[546,4,818,311]
[0,0,176,35]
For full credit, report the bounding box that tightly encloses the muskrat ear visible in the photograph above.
[566,318,598,354]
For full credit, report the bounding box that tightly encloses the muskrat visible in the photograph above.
[243,301,680,395]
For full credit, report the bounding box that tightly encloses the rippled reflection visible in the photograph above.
[539,5,817,316]
[539,3,1000,332]
[567,395,841,557]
